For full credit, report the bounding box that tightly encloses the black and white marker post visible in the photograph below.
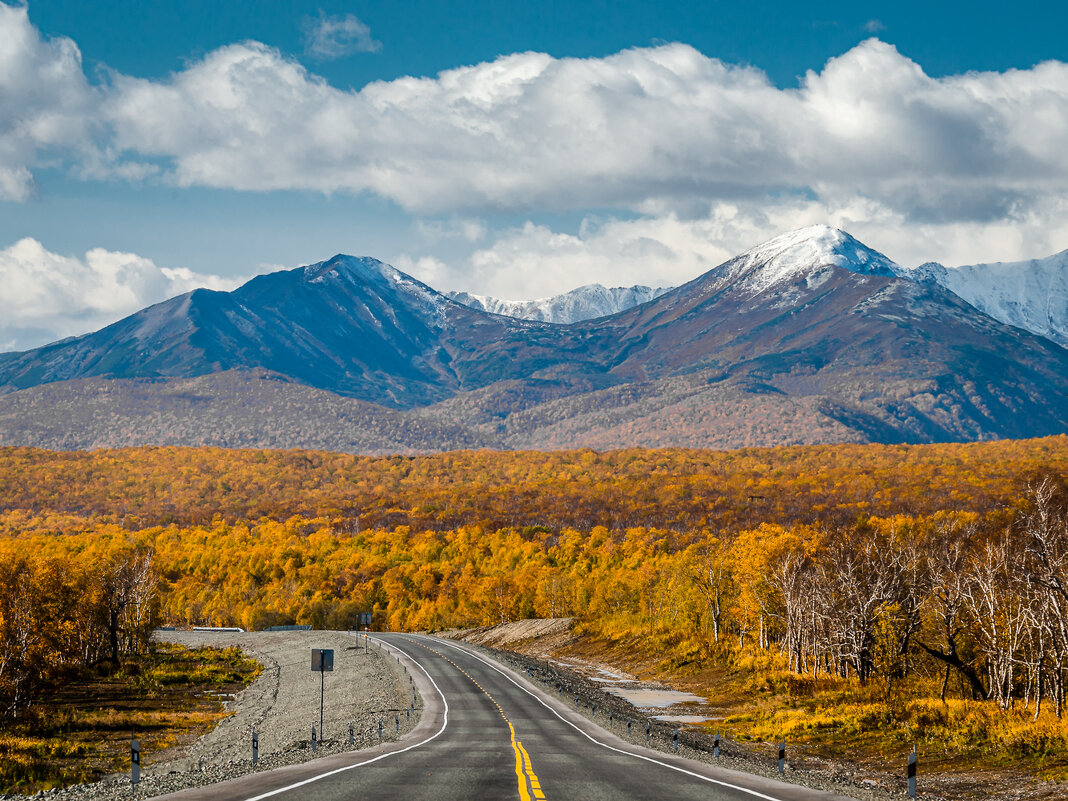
[311,648,334,738]
[778,739,786,775]
[908,745,918,799]
[130,733,140,788]
[252,728,258,764]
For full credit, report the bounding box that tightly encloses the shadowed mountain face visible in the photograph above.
[3,226,1068,451]
[0,256,521,408]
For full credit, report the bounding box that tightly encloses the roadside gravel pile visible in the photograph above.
[466,643,904,801]
[448,618,575,653]
[1,630,421,801]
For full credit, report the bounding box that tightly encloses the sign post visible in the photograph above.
[311,648,334,737]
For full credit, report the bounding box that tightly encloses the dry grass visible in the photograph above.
[0,643,260,794]
[563,627,1068,786]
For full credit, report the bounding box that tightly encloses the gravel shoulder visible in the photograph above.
[443,623,1068,801]
[2,630,422,801]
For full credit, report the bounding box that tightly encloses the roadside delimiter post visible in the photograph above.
[131,735,140,787]
[673,729,679,753]
[778,739,786,775]
[349,722,354,747]
[311,725,317,752]
[252,728,258,764]
[714,732,720,758]
[908,745,917,799]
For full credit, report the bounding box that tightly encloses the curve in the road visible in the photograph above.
[238,637,450,801]
[156,631,857,801]
[429,635,787,801]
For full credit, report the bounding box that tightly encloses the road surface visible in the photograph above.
[155,633,857,801]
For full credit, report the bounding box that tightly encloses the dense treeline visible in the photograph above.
[0,547,158,718]
[2,439,1068,725]
[1,438,1066,530]
[3,483,1068,716]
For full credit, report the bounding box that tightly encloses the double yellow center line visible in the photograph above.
[413,642,546,801]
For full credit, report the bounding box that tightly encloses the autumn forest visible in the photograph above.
[3,438,1068,767]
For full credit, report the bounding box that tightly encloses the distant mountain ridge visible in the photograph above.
[447,284,672,323]
[903,251,1068,348]
[2,225,1068,452]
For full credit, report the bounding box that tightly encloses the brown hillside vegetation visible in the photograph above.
[1,436,1066,529]
[3,438,1068,793]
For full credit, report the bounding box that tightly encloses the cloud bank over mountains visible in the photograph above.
[5,1,1068,226]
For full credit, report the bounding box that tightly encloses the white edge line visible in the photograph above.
[239,637,448,801]
[427,635,790,801]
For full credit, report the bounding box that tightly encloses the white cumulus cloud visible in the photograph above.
[0,3,96,200]
[2,3,1068,276]
[0,238,240,352]
[91,35,1068,230]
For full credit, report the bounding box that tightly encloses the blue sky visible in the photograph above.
[1,0,1067,351]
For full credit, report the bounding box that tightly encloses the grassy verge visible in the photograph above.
[0,643,261,794]
[564,628,1068,784]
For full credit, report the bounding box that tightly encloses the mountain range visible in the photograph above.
[2,225,1067,453]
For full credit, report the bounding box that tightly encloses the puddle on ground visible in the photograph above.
[652,714,715,724]
[603,687,707,708]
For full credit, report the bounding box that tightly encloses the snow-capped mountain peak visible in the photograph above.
[300,254,452,320]
[726,225,901,293]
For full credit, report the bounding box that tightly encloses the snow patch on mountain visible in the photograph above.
[448,284,671,324]
[725,225,901,294]
[904,251,1068,348]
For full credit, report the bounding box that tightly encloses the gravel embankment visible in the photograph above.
[3,630,421,801]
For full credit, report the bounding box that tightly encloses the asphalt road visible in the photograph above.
[156,633,857,801]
